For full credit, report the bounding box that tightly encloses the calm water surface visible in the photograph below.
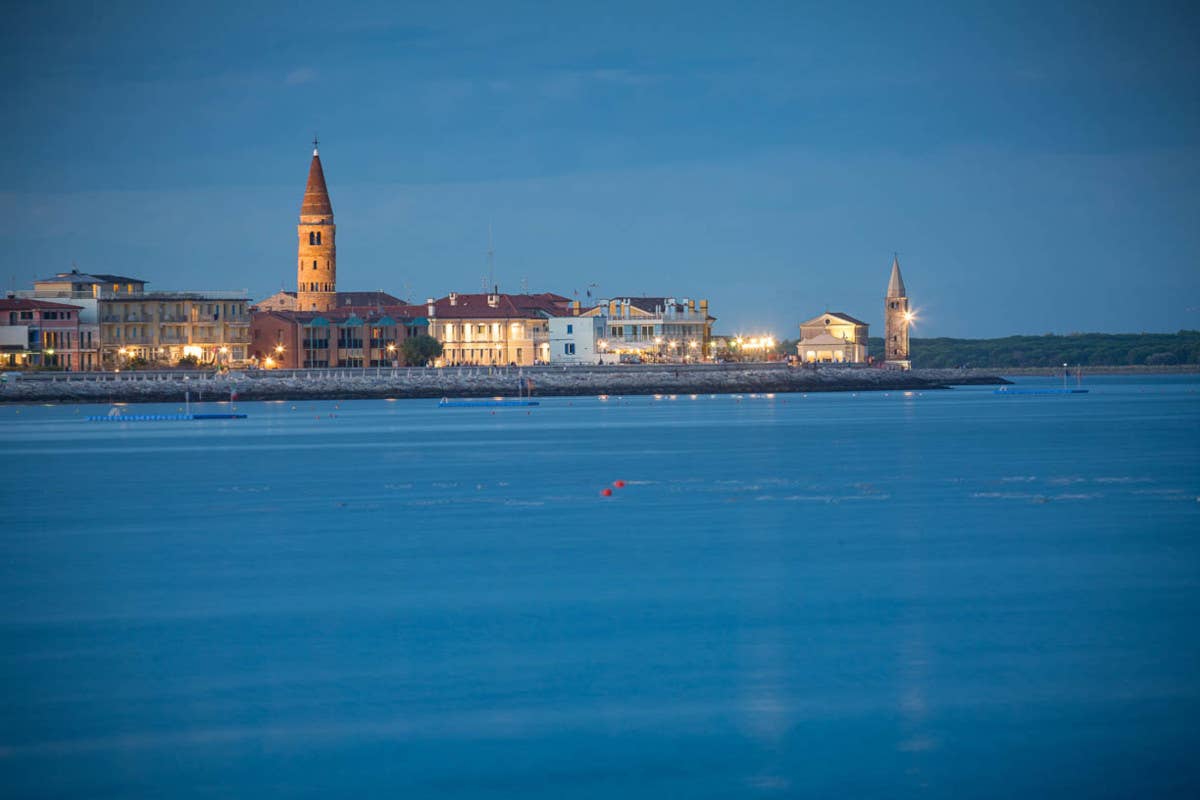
[2,376,1198,798]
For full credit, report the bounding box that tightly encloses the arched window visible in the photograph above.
[308,232,315,245]
[315,231,322,245]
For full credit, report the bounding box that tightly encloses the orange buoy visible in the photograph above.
[601,488,613,497]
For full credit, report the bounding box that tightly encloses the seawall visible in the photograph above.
[0,364,1009,405]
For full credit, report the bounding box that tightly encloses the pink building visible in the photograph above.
[0,298,87,370]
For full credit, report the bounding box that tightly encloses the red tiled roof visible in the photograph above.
[252,305,429,325]
[330,291,406,307]
[0,299,83,311]
[427,292,573,319]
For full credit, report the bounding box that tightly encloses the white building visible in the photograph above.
[548,315,617,365]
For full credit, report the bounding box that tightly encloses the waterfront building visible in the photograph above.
[579,297,713,362]
[0,298,86,370]
[884,255,912,369]
[548,314,617,365]
[19,268,126,369]
[20,269,249,369]
[98,289,251,367]
[425,292,572,366]
[296,140,338,312]
[250,307,429,368]
[796,312,869,364]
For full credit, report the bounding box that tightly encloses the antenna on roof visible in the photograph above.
[520,276,528,294]
[487,223,495,293]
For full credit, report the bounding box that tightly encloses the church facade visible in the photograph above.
[795,312,869,363]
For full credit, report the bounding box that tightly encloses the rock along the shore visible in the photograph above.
[0,365,1010,405]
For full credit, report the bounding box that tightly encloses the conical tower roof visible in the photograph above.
[887,255,906,297]
[300,147,333,217]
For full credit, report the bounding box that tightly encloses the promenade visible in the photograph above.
[0,363,1007,404]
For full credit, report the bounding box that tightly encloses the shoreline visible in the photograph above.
[991,364,1200,377]
[0,365,1010,405]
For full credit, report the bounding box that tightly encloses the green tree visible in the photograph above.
[401,334,443,365]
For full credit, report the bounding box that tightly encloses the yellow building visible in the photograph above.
[796,311,869,363]
[99,291,251,367]
[424,292,572,366]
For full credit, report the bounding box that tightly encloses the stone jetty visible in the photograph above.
[0,364,1008,405]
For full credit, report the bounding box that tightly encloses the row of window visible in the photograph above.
[306,231,327,245]
[301,283,334,292]
[41,330,77,349]
[301,260,333,271]
[105,303,247,320]
[443,348,523,364]
[438,322,529,341]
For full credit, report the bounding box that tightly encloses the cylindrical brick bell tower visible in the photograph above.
[296,139,336,312]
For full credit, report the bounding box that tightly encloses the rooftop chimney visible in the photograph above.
[426,297,435,316]
[449,292,458,306]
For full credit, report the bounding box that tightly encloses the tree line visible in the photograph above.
[863,331,1200,368]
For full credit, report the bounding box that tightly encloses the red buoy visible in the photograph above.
[614,480,626,488]
[601,488,613,497]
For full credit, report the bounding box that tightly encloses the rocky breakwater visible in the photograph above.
[0,365,1008,405]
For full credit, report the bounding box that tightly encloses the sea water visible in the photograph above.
[1,376,1198,798]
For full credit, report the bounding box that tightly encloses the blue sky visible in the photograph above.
[3,0,1198,337]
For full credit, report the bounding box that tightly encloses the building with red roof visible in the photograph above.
[0,298,87,370]
[422,291,574,366]
[250,306,429,368]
